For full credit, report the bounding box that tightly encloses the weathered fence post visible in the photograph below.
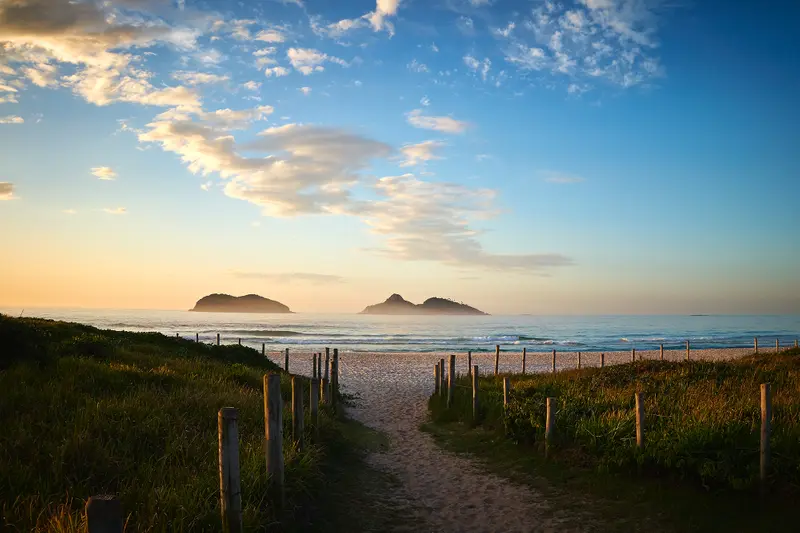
[494,345,500,375]
[776,339,779,353]
[324,348,330,380]
[755,337,759,354]
[263,374,284,501]
[217,333,220,346]
[472,365,479,422]
[439,358,446,397]
[635,393,644,449]
[434,363,440,395]
[238,338,241,346]
[503,377,510,407]
[601,353,605,368]
[177,332,180,338]
[796,339,799,348]
[545,397,555,458]
[761,383,771,487]
[310,378,319,440]
[218,407,242,533]
[522,347,527,374]
[577,351,581,370]
[86,495,123,533]
[686,340,690,361]
[312,353,317,379]
[660,344,664,361]
[331,349,339,411]
[552,349,556,373]
[467,350,472,376]
[631,348,636,363]
[448,354,456,408]
[317,352,322,379]
[196,333,199,343]
[262,343,265,357]
[292,377,304,450]
[284,348,289,372]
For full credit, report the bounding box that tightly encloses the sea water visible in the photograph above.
[2,308,798,353]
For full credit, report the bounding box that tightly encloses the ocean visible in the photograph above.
[2,308,799,353]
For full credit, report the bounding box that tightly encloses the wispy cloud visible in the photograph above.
[299,86,312,95]
[230,271,346,284]
[63,208,77,214]
[541,171,585,184]
[406,109,470,134]
[399,140,445,167]
[0,115,23,124]
[91,167,117,180]
[0,182,13,200]
[171,71,230,86]
[287,48,347,75]
[103,207,127,215]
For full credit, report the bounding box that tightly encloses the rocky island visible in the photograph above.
[190,293,292,313]
[360,294,488,315]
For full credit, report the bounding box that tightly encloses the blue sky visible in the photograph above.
[0,0,798,314]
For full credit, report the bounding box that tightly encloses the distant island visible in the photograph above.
[360,294,488,315]
[190,293,292,313]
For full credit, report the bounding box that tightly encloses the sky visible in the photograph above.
[0,0,798,315]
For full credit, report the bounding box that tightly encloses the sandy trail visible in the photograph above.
[282,348,759,533]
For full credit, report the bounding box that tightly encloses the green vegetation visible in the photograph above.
[0,314,369,532]
[427,349,800,531]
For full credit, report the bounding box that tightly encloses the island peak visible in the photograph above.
[190,293,292,314]
[360,294,488,315]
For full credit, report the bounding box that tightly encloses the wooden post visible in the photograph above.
[86,495,123,533]
[577,351,581,370]
[434,363,440,395]
[545,397,555,458]
[440,358,446,397]
[660,344,664,361]
[310,378,319,440]
[317,352,322,379]
[196,333,199,343]
[292,377,304,450]
[631,348,635,362]
[795,339,798,349]
[176,333,180,338]
[552,349,556,373]
[331,349,339,411]
[238,338,241,346]
[262,343,265,357]
[503,377,510,407]
[635,393,644,449]
[472,365,479,422]
[494,345,500,376]
[321,378,330,404]
[263,374,284,498]
[324,348,330,380]
[284,348,289,372]
[447,354,455,408]
[217,333,220,346]
[761,383,771,486]
[312,353,317,379]
[600,353,605,368]
[522,347,527,374]
[467,351,472,376]
[776,339,779,353]
[755,337,758,354]
[686,340,690,361]
[218,407,242,533]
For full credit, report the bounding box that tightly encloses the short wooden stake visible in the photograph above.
[545,397,555,458]
[263,374,284,499]
[261,343,265,357]
[86,495,123,533]
[284,348,289,372]
[321,378,330,404]
[176,332,180,338]
[761,383,771,486]
[317,352,322,379]
[577,351,581,370]
[447,354,456,408]
[600,353,605,368]
[196,333,199,343]
[472,365,479,422]
[795,339,798,348]
[312,353,318,379]
[238,338,241,346]
[331,349,339,411]
[324,347,330,380]
[503,377,510,407]
[686,340,690,361]
[440,358,446,397]
[292,377,304,450]
[494,345,500,375]
[467,350,472,376]
[218,407,242,533]
[522,347,527,374]
[776,339,779,353]
[217,333,220,346]
[755,337,758,354]
[434,363,440,394]
[552,349,556,373]
[659,344,664,361]
[635,393,644,448]
[310,378,319,440]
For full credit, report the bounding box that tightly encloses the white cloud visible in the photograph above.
[407,59,429,73]
[399,140,445,167]
[103,207,127,215]
[0,115,23,124]
[63,208,77,214]
[469,0,493,5]
[265,66,290,77]
[431,43,439,52]
[243,81,262,91]
[491,21,515,38]
[406,109,469,134]
[92,167,117,180]
[420,95,430,106]
[318,0,402,38]
[457,16,475,35]
[463,55,491,81]
[541,170,585,184]
[256,29,287,43]
[287,48,347,75]
[172,71,230,85]
[299,86,312,95]
[231,271,345,284]
[0,182,13,200]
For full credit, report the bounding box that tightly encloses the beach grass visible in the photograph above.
[427,348,800,531]
[0,314,357,532]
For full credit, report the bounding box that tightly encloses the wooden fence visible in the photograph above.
[85,336,343,532]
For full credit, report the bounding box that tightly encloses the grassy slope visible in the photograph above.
[0,315,386,532]
[427,349,800,532]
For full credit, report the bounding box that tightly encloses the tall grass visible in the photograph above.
[0,315,337,532]
[430,349,800,492]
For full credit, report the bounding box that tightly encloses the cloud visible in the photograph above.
[456,16,475,35]
[91,167,117,180]
[287,48,347,75]
[0,115,23,124]
[317,0,402,38]
[420,95,430,106]
[406,109,469,134]
[243,81,262,91]
[254,47,278,68]
[230,271,345,284]
[255,28,287,43]
[407,59,428,73]
[265,66,290,77]
[0,182,13,200]
[365,174,572,271]
[299,86,311,95]
[103,207,127,215]
[463,55,491,81]
[63,208,77,214]
[399,140,445,167]
[541,170,585,184]
[171,71,230,85]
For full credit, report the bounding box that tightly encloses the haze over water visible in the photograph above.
[5,308,798,354]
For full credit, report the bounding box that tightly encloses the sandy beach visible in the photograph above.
[273,347,761,532]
